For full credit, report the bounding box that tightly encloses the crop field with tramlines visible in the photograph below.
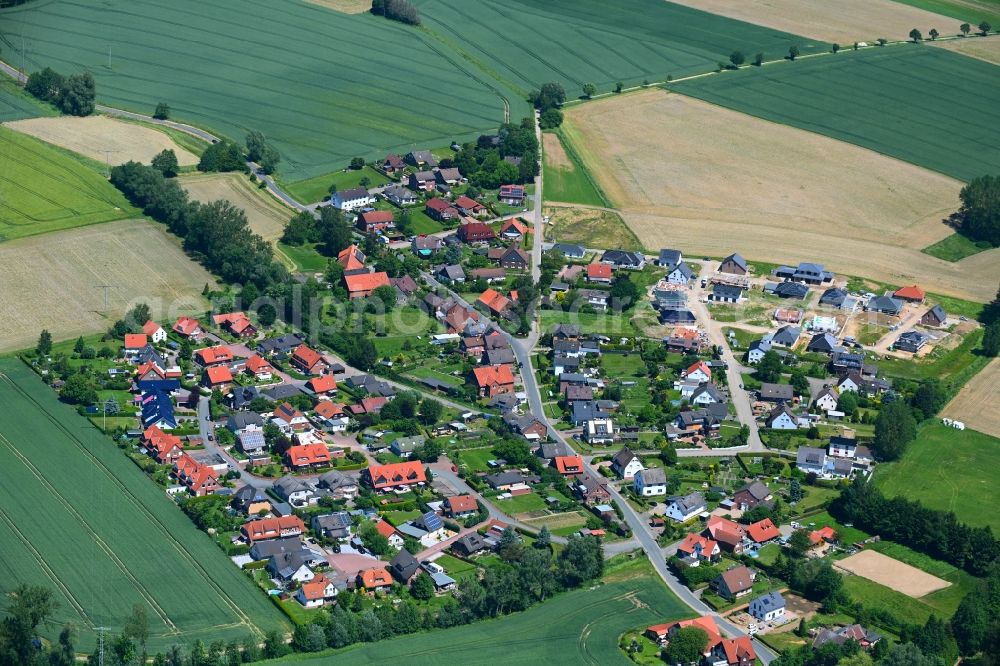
[0,360,289,652]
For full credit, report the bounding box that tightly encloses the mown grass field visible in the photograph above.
[874,423,1000,533]
[414,0,827,98]
[0,360,289,652]
[0,75,58,122]
[671,46,1000,182]
[262,559,692,665]
[281,166,391,205]
[921,232,991,261]
[0,0,519,184]
[542,130,607,207]
[0,126,136,240]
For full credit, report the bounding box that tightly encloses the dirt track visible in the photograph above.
[664,0,959,45]
[835,549,950,598]
[943,358,1000,438]
[4,115,198,166]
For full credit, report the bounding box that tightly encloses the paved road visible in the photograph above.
[196,395,272,490]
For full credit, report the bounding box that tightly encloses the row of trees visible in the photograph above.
[109,161,287,288]
[370,0,419,25]
[832,479,999,576]
[450,118,540,186]
[25,67,96,115]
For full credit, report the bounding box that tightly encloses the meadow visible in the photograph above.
[0,0,518,184]
[0,360,289,652]
[874,423,1000,533]
[415,0,827,99]
[262,559,692,665]
[542,131,607,207]
[0,126,137,240]
[671,45,1000,183]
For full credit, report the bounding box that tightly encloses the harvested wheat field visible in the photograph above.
[933,35,1000,65]
[180,172,291,242]
[4,115,198,167]
[564,90,1000,301]
[302,0,370,13]
[664,0,956,45]
[943,358,1000,438]
[835,550,950,598]
[0,220,214,352]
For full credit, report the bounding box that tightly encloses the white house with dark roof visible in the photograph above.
[750,591,786,622]
[634,468,667,496]
[610,447,644,480]
[331,186,372,211]
[665,492,706,522]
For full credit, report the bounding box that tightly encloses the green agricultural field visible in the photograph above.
[0,360,288,651]
[921,232,991,262]
[543,130,607,207]
[672,46,1000,182]
[262,559,692,665]
[414,0,826,97]
[0,0,520,185]
[0,126,136,240]
[874,423,1000,533]
[0,75,58,122]
[891,0,1000,26]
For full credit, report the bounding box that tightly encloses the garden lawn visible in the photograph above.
[672,46,1000,182]
[433,554,478,581]
[495,491,548,515]
[795,510,871,545]
[921,232,992,262]
[0,126,137,241]
[455,447,495,474]
[277,242,328,272]
[262,559,693,665]
[0,360,288,652]
[874,423,1000,534]
[539,310,641,337]
[281,166,391,204]
[842,576,936,625]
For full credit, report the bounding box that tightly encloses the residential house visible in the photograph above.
[766,405,798,430]
[710,283,744,303]
[895,330,929,353]
[499,246,529,270]
[241,515,306,542]
[375,519,404,549]
[406,150,437,168]
[813,387,839,412]
[691,383,725,406]
[634,468,667,496]
[383,184,418,206]
[454,195,486,217]
[272,402,310,434]
[820,287,848,308]
[667,262,694,285]
[719,253,748,275]
[273,476,316,507]
[231,484,272,517]
[313,401,349,433]
[665,492,706,522]
[389,550,421,585]
[202,365,233,390]
[173,453,220,496]
[747,337,773,364]
[291,344,326,375]
[921,304,947,327]
[894,285,925,303]
[426,197,459,221]
[749,591,785,623]
[583,418,615,444]
[142,320,167,344]
[796,446,827,475]
[551,243,585,259]
[244,354,274,381]
[457,222,496,243]
[267,550,317,585]
[683,360,712,383]
[453,533,488,556]
[772,326,800,348]
[470,267,505,282]
[357,209,395,233]
[578,289,609,311]
[365,461,427,491]
[195,345,233,367]
[349,396,389,415]
[213,312,256,338]
[312,512,352,540]
[142,426,184,464]
[337,244,366,271]
[600,249,645,270]
[813,625,882,650]
[553,455,585,475]
[758,383,794,403]
[172,316,202,338]
[504,413,547,440]
[706,516,747,555]
[227,411,264,435]
[498,184,525,205]
[446,494,479,518]
[714,565,756,600]
[411,235,444,257]
[238,430,266,457]
[775,262,833,284]
[611,447,644,479]
[657,248,683,270]
[867,293,904,316]
[257,333,304,358]
[140,391,177,430]
[708,637,757,666]
[381,153,406,174]
[677,532,720,566]
[307,374,337,396]
[501,218,528,239]
[435,264,466,284]
[807,333,839,354]
[436,167,462,185]
[344,271,391,300]
[390,435,425,458]
[317,469,358,500]
[586,262,613,284]
[472,364,515,397]
[746,518,780,545]
[645,616,720,647]
[476,288,511,316]
[332,186,372,211]
[733,482,773,511]
[485,471,529,491]
[575,474,611,504]
[286,443,332,469]
[296,576,338,608]
[356,567,393,594]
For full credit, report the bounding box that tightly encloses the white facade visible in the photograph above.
[634,470,667,497]
[585,418,615,443]
[332,189,373,211]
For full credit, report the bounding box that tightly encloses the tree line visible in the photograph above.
[956,175,1000,248]
[832,479,999,576]
[451,117,540,187]
[370,0,419,25]
[25,67,96,116]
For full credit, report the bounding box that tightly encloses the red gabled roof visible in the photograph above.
[314,400,346,419]
[684,360,712,378]
[337,244,366,271]
[477,287,511,314]
[286,443,332,467]
[353,396,388,414]
[746,518,781,543]
[587,263,612,279]
[719,636,756,663]
[142,320,163,336]
[358,567,393,589]
[455,195,483,210]
[245,354,272,374]
[367,460,427,489]
[241,515,305,542]
[173,316,201,336]
[677,532,718,557]
[375,519,399,539]
[670,616,722,644]
[554,455,584,475]
[426,197,455,212]
[472,364,514,388]
[274,402,305,423]
[196,345,233,365]
[291,344,323,371]
[501,219,528,235]
[894,285,925,301]
[135,361,165,380]
[344,271,390,295]
[360,210,394,225]
[124,333,147,349]
[308,375,337,393]
[299,575,333,601]
[810,526,837,544]
[448,494,479,514]
[204,365,233,385]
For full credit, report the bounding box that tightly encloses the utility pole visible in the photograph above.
[20,34,25,78]
[107,44,112,70]
[96,626,109,666]
[102,150,118,178]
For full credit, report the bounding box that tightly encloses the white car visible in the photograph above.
[421,560,444,574]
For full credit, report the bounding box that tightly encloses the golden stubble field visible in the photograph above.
[179,172,291,242]
[564,90,1000,302]
[933,35,1000,65]
[664,0,959,45]
[943,358,1000,438]
[4,115,199,167]
[0,220,214,352]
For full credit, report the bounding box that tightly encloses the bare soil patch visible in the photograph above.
[4,115,198,167]
[302,0,370,13]
[543,132,573,170]
[835,549,950,598]
[565,90,999,301]
[933,35,1000,65]
[0,220,214,352]
[943,357,1000,438]
[663,0,957,45]
[179,173,291,242]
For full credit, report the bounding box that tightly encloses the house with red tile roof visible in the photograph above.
[195,345,234,366]
[375,519,404,548]
[705,515,747,554]
[365,460,427,491]
[746,518,781,544]
[296,575,338,608]
[337,244,366,271]
[357,567,393,593]
[425,197,459,222]
[457,222,496,243]
[501,218,528,239]
[446,494,480,518]
[272,402,310,433]
[344,271,391,299]
[241,515,305,542]
[142,320,167,344]
[142,425,184,464]
[357,209,395,233]
[312,400,349,432]
[472,364,515,397]
[202,364,234,389]
[893,285,925,302]
[454,195,487,217]
[286,443,332,469]
[809,525,837,546]
[381,153,406,174]
[683,360,712,383]
[645,615,721,646]
[554,455,585,475]
[307,374,337,395]
[586,263,612,284]
[213,312,256,338]
[710,636,757,666]
[291,344,325,374]
[677,532,720,565]
[124,333,147,351]
[348,396,390,415]
[714,565,756,600]
[244,354,274,380]
[172,316,202,338]
[476,287,511,315]
[646,616,754,666]
[135,360,166,382]
[173,452,220,496]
